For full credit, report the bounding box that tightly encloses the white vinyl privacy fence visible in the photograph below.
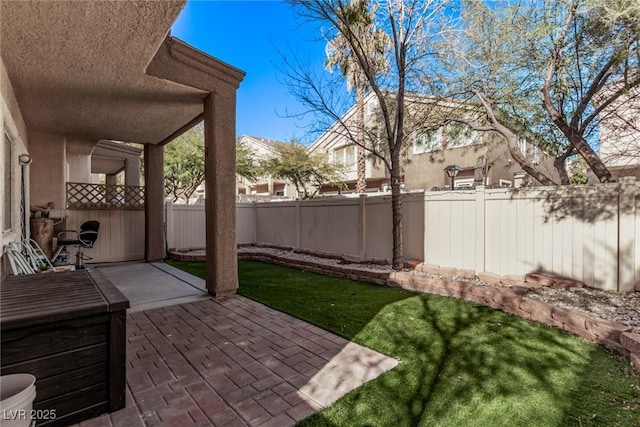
[166,177,640,292]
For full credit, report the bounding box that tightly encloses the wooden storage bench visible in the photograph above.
[1,270,129,426]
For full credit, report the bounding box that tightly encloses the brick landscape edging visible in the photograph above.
[236,249,640,373]
[167,247,206,262]
[168,245,639,372]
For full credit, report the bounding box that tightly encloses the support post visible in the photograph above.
[144,144,165,261]
[204,91,239,296]
[618,176,637,292]
[252,202,258,244]
[295,200,301,250]
[165,201,173,252]
[474,186,486,274]
[124,156,141,205]
[358,194,366,259]
[106,173,117,204]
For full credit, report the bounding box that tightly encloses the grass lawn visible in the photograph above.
[168,260,640,427]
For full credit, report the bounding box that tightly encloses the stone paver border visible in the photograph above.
[235,244,640,374]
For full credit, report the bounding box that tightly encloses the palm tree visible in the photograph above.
[325,0,388,194]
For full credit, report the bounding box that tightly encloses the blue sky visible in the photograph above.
[171,1,330,144]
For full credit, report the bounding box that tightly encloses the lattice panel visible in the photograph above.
[67,182,145,209]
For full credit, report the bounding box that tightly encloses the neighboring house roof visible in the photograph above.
[239,135,287,156]
[244,135,285,149]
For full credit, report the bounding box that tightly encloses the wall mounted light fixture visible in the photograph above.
[18,153,32,165]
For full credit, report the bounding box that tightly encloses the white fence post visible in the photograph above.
[359,195,366,259]
[295,200,301,249]
[475,186,486,274]
[165,201,173,250]
[618,176,637,292]
[252,202,257,244]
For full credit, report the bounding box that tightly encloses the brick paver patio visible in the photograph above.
[77,296,398,427]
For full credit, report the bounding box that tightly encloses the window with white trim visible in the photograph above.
[3,131,13,232]
[413,128,443,154]
[345,145,356,168]
[532,145,540,164]
[365,98,379,118]
[518,137,527,156]
[333,147,345,165]
[454,177,475,188]
[446,123,479,148]
[499,179,512,188]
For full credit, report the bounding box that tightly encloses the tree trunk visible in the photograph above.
[390,152,403,270]
[474,91,558,186]
[503,134,557,186]
[355,82,367,194]
[556,123,613,183]
[488,118,558,186]
[554,148,573,185]
[541,81,614,183]
[184,188,196,204]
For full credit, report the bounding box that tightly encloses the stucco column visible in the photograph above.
[66,139,96,185]
[124,155,141,205]
[124,156,141,187]
[144,144,165,261]
[105,173,117,204]
[29,133,66,209]
[203,90,238,296]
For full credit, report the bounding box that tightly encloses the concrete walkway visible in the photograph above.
[96,262,209,312]
[77,262,398,426]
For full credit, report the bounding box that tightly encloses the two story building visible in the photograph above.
[308,93,555,194]
[236,135,297,199]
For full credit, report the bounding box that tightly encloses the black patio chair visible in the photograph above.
[56,220,100,269]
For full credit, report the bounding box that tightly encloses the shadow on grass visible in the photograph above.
[300,296,640,427]
[169,260,640,427]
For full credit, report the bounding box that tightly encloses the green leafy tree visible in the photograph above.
[236,138,259,182]
[260,141,346,199]
[440,0,640,184]
[568,156,589,184]
[164,129,264,202]
[164,125,205,204]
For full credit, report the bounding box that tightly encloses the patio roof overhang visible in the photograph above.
[0,0,242,145]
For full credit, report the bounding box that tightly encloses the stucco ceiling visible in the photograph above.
[1,0,208,144]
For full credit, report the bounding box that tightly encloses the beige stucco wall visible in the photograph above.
[403,143,489,190]
[485,149,517,185]
[611,166,640,181]
[29,132,67,209]
[1,53,29,253]
[368,158,387,180]
[66,138,96,184]
[599,86,639,173]
[485,140,559,186]
[404,132,561,190]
